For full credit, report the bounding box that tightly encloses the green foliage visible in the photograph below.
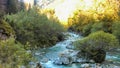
[82,23,93,36]
[91,22,104,33]
[74,31,119,51]
[7,0,21,14]
[68,1,120,35]
[74,31,119,62]
[68,11,95,32]
[0,20,15,37]
[90,22,113,33]
[68,11,116,36]
[112,21,120,42]
[5,8,65,48]
[68,10,115,36]
[0,38,33,68]
[0,11,5,18]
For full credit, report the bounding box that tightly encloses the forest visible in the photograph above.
[0,0,120,68]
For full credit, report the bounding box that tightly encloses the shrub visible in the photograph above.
[68,11,95,32]
[5,8,65,48]
[91,22,104,33]
[0,38,33,68]
[112,21,120,42]
[68,0,120,34]
[74,31,119,63]
[0,19,15,40]
[0,11,5,18]
[82,23,93,36]
[91,21,113,33]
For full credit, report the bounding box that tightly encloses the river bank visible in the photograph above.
[33,32,120,68]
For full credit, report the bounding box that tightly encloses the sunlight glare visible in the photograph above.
[22,0,34,10]
[55,0,77,23]
[83,0,93,10]
[53,0,94,24]
[44,0,118,25]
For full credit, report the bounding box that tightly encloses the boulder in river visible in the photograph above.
[54,53,72,65]
[90,49,106,63]
[53,50,93,65]
[66,44,74,49]
[41,58,49,63]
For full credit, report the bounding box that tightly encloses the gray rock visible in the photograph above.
[29,61,35,65]
[41,58,49,63]
[76,58,84,63]
[53,50,91,65]
[71,56,78,62]
[54,53,72,65]
[61,57,71,64]
[20,66,26,68]
[35,52,41,56]
[54,58,62,65]
[26,50,31,53]
[81,63,90,68]
[66,44,74,49]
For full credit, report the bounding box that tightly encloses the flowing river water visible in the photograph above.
[33,32,120,68]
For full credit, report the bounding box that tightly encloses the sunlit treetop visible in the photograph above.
[44,0,120,25]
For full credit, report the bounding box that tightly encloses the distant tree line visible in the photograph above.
[0,0,26,17]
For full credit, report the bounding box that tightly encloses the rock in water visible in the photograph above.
[92,49,106,63]
[36,62,42,68]
[66,44,74,49]
[41,58,49,63]
[35,52,41,56]
[53,50,92,65]
[81,63,90,68]
[54,53,72,65]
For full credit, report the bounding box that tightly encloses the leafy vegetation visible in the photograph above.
[0,0,120,67]
[0,19,15,40]
[68,0,120,36]
[7,0,20,14]
[0,38,33,68]
[68,11,95,32]
[68,10,119,35]
[82,23,93,36]
[91,21,113,33]
[112,21,120,42]
[5,8,65,49]
[70,1,120,63]
[74,31,119,63]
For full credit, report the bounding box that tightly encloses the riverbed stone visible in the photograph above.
[35,52,41,56]
[53,50,93,65]
[66,45,74,49]
[41,58,49,63]
[81,63,90,68]
[54,53,72,65]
